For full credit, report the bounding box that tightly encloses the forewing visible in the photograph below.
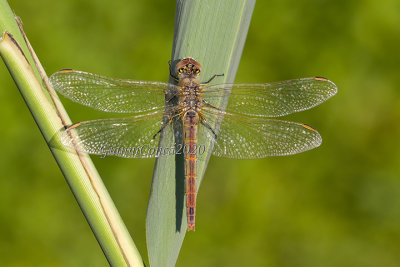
[200,110,322,159]
[202,77,337,117]
[50,70,180,113]
[54,110,175,158]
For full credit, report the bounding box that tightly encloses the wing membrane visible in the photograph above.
[50,70,181,113]
[200,110,322,159]
[50,71,332,159]
[202,77,337,117]
[54,110,176,158]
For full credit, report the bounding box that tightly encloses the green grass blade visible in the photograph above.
[146,0,256,266]
[0,1,143,265]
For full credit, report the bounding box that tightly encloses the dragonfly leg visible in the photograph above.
[152,121,170,140]
[168,60,179,82]
[200,118,218,140]
[152,111,184,139]
[202,99,225,113]
[201,73,224,85]
[166,94,183,103]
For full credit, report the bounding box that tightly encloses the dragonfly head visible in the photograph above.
[176,57,202,78]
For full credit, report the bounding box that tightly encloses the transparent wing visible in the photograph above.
[49,69,181,113]
[53,109,177,158]
[202,77,337,117]
[200,109,322,159]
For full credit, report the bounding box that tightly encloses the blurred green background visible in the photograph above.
[1,0,400,266]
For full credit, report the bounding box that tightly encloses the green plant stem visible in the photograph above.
[146,0,256,266]
[0,1,143,266]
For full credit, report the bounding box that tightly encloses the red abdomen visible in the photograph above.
[183,111,199,231]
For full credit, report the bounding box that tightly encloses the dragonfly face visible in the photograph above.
[49,58,337,231]
[175,57,201,78]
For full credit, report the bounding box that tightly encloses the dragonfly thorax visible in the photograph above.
[180,92,203,113]
[179,77,201,88]
[179,79,202,114]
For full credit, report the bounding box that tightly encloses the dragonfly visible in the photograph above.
[49,57,337,231]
